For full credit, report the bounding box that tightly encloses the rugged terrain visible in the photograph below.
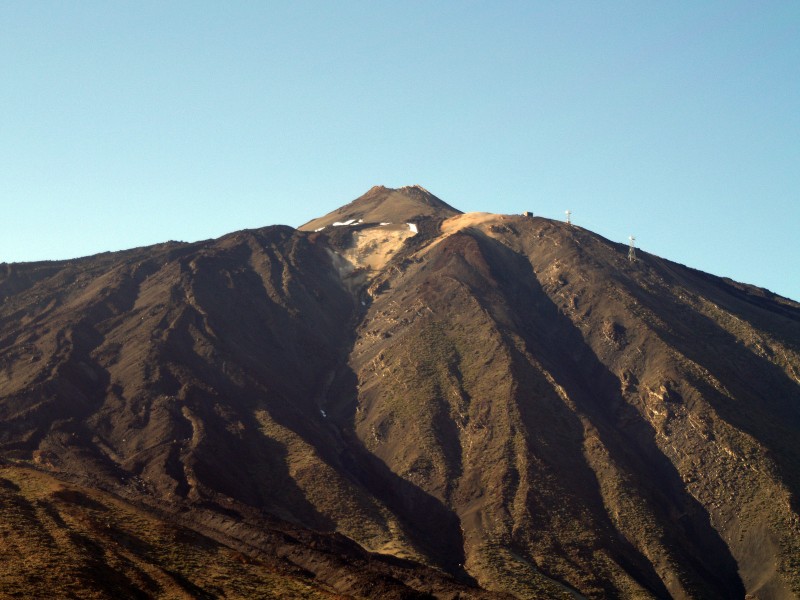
[1,185,799,598]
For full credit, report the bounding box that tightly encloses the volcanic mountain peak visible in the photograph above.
[2,185,800,599]
[299,184,461,232]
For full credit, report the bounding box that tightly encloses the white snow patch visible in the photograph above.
[407,223,418,234]
[380,222,391,226]
[314,227,325,232]
[320,409,327,418]
[332,218,357,227]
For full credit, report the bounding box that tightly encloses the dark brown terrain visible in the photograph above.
[1,185,799,599]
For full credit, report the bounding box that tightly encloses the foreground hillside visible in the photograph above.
[1,185,799,598]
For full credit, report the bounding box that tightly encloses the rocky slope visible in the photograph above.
[1,185,799,598]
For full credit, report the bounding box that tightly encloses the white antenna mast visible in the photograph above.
[565,210,571,225]
[628,235,636,262]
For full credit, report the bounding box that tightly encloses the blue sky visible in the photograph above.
[2,1,798,300]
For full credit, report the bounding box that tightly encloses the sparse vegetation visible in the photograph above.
[0,466,334,599]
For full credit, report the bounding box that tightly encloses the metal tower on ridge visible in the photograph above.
[628,235,637,262]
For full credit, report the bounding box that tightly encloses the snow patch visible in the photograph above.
[380,222,391,226]
[314,227,325,232]
[407,223,418,234]
[332,218,357,227]
[320,409,327,418]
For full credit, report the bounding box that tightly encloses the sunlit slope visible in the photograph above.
[348,212,800,598]
[299,185,461,231]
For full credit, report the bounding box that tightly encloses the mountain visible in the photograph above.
[1,186,799,599]
[299,184,461,231]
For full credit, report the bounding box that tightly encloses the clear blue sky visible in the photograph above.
[2,1,798,300]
